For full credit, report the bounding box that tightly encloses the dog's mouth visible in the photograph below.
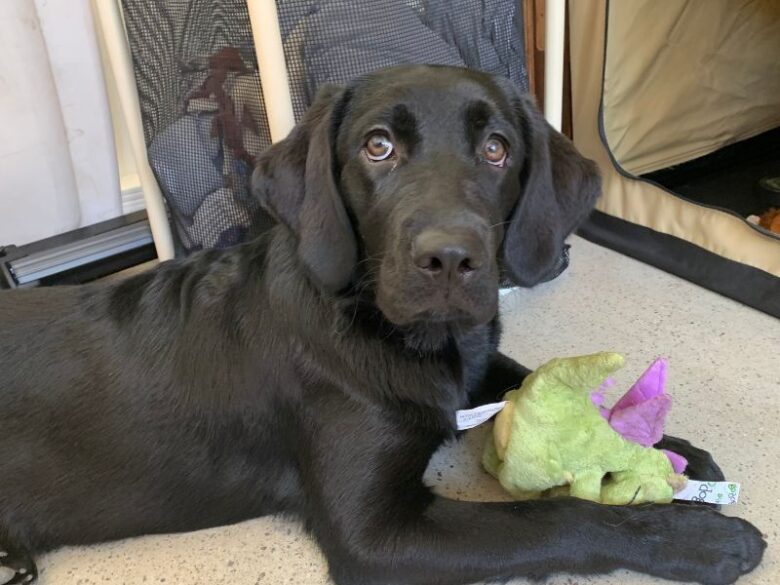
[375,279,499,331]
[395,318,478,354]
[405,307,478,324]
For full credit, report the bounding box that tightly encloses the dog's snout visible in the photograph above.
[412,230,485,282]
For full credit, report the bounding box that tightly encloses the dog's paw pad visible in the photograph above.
[0,570,36,585]
[0,547,37,585]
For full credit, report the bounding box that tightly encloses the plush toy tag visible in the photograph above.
[456,401,507,430]
[674,481,741,505]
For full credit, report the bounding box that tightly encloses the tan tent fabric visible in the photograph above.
[568,0,780,278]
[602,0,780,176]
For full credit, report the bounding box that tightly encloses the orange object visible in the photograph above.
[758,208,780,234]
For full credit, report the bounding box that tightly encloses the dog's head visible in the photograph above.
[253,66,600,337]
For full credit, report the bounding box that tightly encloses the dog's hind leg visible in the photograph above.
[0,542,37,585]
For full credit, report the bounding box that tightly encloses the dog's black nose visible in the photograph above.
[413,230,484,282]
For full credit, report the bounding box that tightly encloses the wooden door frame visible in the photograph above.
[522,0,573,138]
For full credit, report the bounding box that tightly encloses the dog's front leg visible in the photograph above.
[303,405,765,585]
[468,352,531,408]
[0,541,37,584]
[657,434,726,483]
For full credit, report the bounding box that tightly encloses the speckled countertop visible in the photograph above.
[32,237,779,585]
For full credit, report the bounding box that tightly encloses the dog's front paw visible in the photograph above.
[0,547,37,585]
[635,505,766,585]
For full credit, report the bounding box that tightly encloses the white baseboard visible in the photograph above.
[120,174,146,214]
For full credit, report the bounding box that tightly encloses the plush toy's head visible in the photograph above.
[482,352,687,505]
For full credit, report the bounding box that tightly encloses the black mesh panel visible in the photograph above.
[120,0,528,255]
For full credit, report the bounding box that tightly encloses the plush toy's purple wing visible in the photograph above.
[613,357,667,410]
[590,377,615,418]
[604,358,669,447]
[663,449,689,474]
[590,358,688,473]
[608,394,672,447]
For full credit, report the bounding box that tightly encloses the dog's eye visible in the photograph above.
[365,133,394,162]
[482,136,507,167]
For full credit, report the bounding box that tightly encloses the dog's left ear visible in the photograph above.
[502,93,601,287]
[251,85,356,293]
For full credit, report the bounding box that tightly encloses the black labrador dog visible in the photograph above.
[0,65,765,585]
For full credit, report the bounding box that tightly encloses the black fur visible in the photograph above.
[0,66,764,585]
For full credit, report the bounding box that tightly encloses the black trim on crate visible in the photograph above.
[578,211,780,319]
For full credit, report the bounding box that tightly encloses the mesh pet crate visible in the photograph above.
[114,0,531,257]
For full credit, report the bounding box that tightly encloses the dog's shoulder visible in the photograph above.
[102,231,278,327]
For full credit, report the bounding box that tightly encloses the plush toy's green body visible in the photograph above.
[482,352,687,505]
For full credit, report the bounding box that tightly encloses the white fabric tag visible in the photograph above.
[456,401,507,430]
[674,480,741,505]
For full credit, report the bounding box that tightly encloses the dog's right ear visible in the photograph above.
[251,85,356,293]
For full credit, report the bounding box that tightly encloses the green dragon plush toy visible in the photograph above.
[482,352,688,505]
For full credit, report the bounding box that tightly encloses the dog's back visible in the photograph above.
[0,233,304,552]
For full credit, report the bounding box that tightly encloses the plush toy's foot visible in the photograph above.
[568,471,604,503]
[0,545,37,584]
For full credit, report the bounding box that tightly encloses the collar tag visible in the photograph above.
[456,401,508,431]
[674,480,741,505]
